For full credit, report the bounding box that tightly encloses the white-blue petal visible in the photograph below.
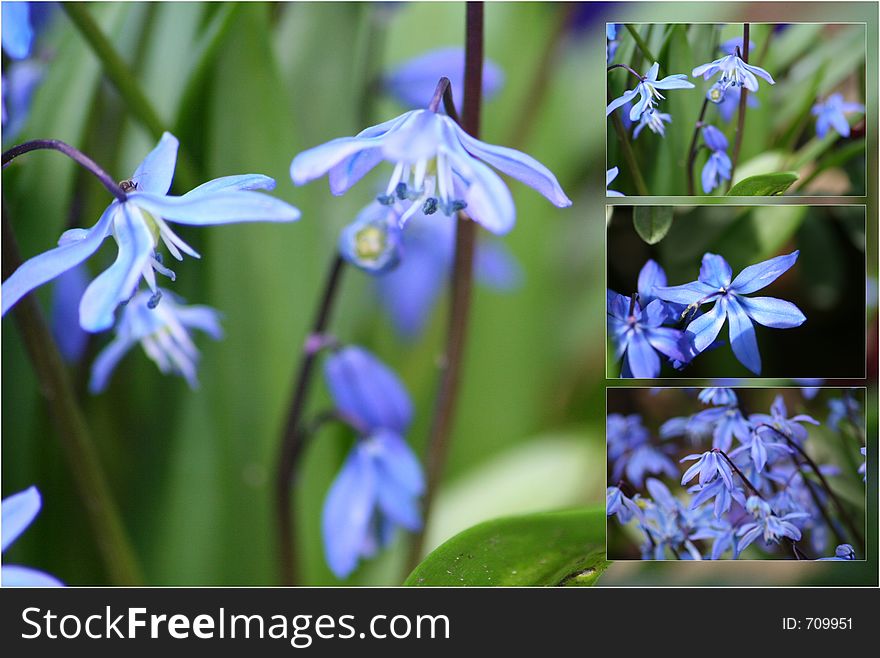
[182,174,276,198]
[729,251,799,294]
[738,296,806,328]
[132,132,179,195]
[131,191,300,225]
[88,335,137,394]
[1,565,64,587]
[727,297,761,374]
[1,486,41,552]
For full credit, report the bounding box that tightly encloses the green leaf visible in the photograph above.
[728,172,799,196]
[405,508,609,587]
[633,206,674,244]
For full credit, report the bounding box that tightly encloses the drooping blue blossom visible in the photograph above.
[688,514,741,559]
[607,291,693,378]
[692,52,775,93]
[690,404,752,452]
[1,1,33,60]
[817,543,856,560]
[750,394,819,443]
[89,288,222,393]
[632,107,672,138]
[606,62,694,122]
[681,450,735,490]
[50,264,90,364]
[688,477,747,520]
[660,414,713,446]
[606,485,640,523]
[698,387,737,406]
[607,414,676,488]
[655,252,806,374]
[338,202,403,274]
[700,125,731,194]
[606,166,624,197]
[729,427,792,472]
[382,47,504,113]
[1,486,64,586]
[607,413,650,462]
[811,94,865,139]
[371,207,521,338]
[321,346,423,578]
[290,108,571,236]
[1,133,301,332]
[736,496,808,552]
[711,83,758,122]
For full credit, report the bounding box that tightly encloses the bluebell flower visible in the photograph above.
[2,486,63,586]
[606,62,694,122]
[812,94,865,139]
[729,427,792,472]
[632,107,672,138]
[606,167,624,197]
[606,413,650,461]
[655,252,806,374]
[371,207,521,338]
[750,395,819,443]
[607,291,693,378]
[689,477,747,520]
[290,108,571,235]
[693,53,775,93]
[606,486,640,523]
[690,405,752,452]
[689,515,741,559]
[711,84,758,121]
[382,47,503,113]
[817,544,856,561]
[681,450,736,490]
[338,202,403,274]
[827,394,861,431]
[700,125,731,194]
[636,259,685,323]
[660,414,714,445]
[321,346,423,578]
[1,1,33,60]
[698,387,737,406]
[2,133,300,332]
[89,288,222,393]
[50,264,90,364]
[613,443,677,489]
[736,496,808,552]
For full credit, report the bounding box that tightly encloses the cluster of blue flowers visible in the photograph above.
[608,251,806,377]
[607,388,865,560]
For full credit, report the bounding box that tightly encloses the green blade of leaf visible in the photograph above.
[633,206,674,244]
[404,508,608,587]
[728,172,799,196]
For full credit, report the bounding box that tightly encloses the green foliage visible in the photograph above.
[728,172,799,196]
[633,206,674,243]
[405,508,609,587]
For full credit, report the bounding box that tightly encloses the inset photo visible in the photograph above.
[605,23,866,196]
[606,387,867,561]
[606,205,866,378]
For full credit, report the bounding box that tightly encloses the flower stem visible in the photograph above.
[727,23,750,193]
[1,208,143,585]
[61,2,198,190]
[757,424,865,549]
[405,1,483,575]
[624,24,657,64]
[3,139,126,203]
[607,63,644,83]
[427,77,462,124]
[610,111,649,196]
[789,454,848,547]
[274,254,347,586]
[686,98,710,196]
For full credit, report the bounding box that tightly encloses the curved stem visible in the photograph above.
[3,139,126,203]
[607,63,644,83]
[2,208,143,584]
[274,254,346,585]
[686,99,710,196]
[405,1,483,574]
[610,111,649,196]
[727,24,750,192]
[427,77,461,125]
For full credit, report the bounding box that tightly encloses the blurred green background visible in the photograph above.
[1,2,876,588]
[606,22,867,196]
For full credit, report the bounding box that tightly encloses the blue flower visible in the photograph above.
[606,167,624,197]
[817,543,856,560]
[698,387,737,406]
[606,486,640,523]
[89,288,222,393]
[606,62,694,122]
[729,427,792,472]
[2,486,64,586]
[681,450,735,490]
[750,394,819,443]
[1,1,33,60]
[321,346,423,578]
[655,252,806,374]
[688,477,747,520]
[711,84,758,122]
[736,496,808,551]
[382,47,503,113]
[811,94,864,139]
[690,405,752,452]
[636,259,685,322]
[338,202,403,274]
[607,413,649,461]
[290,109,571,235]
[700,125,731,194]
[693,53,775,93]
[2,59,42,140]
[50,265,90,364]
[632,107,672,138]
[614,444,677,489]
[2,133,300,332]
[607,291,693,378]
[606,24,620,63]
[371,207,521,338]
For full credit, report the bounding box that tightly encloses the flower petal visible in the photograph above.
[699,253,733,287]
[1,565,64,587]
[654,280,717,306]
[737,295,806,328]
[182,174,276,198]
[686,297,728,353]
[1,204,114,317]
[291,137,380,186]
[652,74,695,90]
[79,206,154,333]
[727,297,761,374]
[730,251,799,294]
[605,86,639,116]
[132,132,179,195]
[88,336,137,394]
[625,332,660,378]
[131,191,300,225]
[743,61,775,85]
[446,142,517,235]
[1,486,41,552]
[637,259,667,300]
